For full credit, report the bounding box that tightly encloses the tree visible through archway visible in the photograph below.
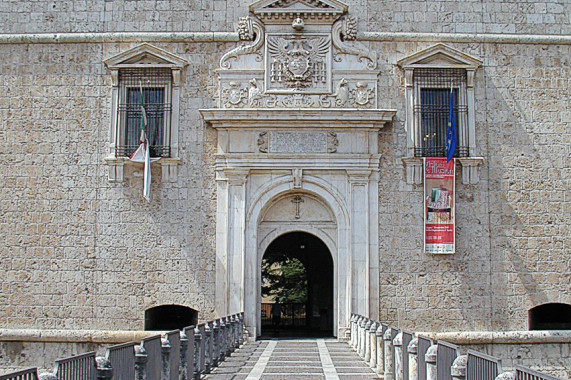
[260,231,333,337]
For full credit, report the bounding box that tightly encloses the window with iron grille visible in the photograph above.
[117,68,172,158]
[413,69,469,158]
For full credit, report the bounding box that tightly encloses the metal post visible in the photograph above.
[393,332,403,380]
[408,338,418,380]
[96,356,113,380]
[451,355,467,380]
[384,328,394,380]
[135,345,148,380]
[425,345,437,380]
[161,337,171,380]
[376,324,384,376]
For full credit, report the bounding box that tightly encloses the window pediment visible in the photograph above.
[398,44,482,70]
[104,43,188,70]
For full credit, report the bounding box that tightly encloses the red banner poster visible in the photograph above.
[424,158,455,254]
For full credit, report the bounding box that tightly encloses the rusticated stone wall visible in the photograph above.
[0,0,569,336]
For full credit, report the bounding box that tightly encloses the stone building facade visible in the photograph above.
[0,0,569,341]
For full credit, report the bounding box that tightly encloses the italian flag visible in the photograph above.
[129,82,159,202]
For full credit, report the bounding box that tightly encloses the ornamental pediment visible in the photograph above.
[397,44,482,70]
[104,43,188,70]
[250,0,347,23]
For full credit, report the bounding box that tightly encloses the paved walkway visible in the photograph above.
[205,339,379,380]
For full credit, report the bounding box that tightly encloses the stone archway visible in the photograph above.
[255,190,340,337]
[260,231,334,337]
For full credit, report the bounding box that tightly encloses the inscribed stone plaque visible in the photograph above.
[269,132,327,153]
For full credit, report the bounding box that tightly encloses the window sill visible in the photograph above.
[402,156,483,185]
[105,156,180,183]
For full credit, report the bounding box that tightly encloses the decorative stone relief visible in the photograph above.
[349,82,375,107]
[257,131,269,153]
[222,82,248,108]
[220,17,264,69]
[266,34,331,93]
[269,132,327,153]
[332,16,377,70]
[292,168,303,188]
[327,132,339,153]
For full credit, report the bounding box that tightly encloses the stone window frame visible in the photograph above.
[104,43,187,182]
[398,44,483,185]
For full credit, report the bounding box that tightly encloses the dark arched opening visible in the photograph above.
[529,303,571,330]
[261,231,334,338]
[145,305,199,331]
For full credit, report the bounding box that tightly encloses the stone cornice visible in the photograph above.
[200,108,396,128]
[215,153,381,171]
[3,32,571,45]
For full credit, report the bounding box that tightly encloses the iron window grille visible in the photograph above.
[116,68,172,158]
[413,68,469,158]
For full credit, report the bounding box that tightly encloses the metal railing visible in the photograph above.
[106,342,135,380]
[0,312,245,380]
[467,349,502,380]
[54,351,97,380]
[0,368,38,380]
[349,313,563,380]
[436,340,459,380]
[515,364,562,380]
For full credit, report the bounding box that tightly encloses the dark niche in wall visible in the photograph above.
[529,303,571,330]
[145,305,199,331]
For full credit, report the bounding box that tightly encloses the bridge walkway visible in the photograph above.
[204,338,379,380]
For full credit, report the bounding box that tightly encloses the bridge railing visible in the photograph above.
[349,313,563,380]
[0,312,245,380]
[0,368,39,380]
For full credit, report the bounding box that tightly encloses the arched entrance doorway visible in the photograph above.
[260,231,334,337]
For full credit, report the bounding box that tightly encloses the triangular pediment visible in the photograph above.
[105,43,188,70]
[250,0,347,19]
[398,44,482,70]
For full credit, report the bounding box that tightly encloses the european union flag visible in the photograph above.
[446,89,457,163]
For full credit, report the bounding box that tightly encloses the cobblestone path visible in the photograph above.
[205,339,379,380]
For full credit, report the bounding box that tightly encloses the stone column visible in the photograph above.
[425,345,437,380]
[451,355,467,380]
[204,323,212,373]
[135,345,148,380]
[161,337,171,380]
[407,338,418,380]
[358,317,367,357]
[215,169,249,316]
[393,332,403,380]
[375,324,384,375]
[219,318,227,361]
[383,328,394,380]
[96,357,113,380]
[495,372,516,380]
[369,321,378,369]
[212,320,220,366]
[179,331,189,380]
[348,171,371,317]
[365,319,372,362]
[350,315,357,348]
[194,326,203,379]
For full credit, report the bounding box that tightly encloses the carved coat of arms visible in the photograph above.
[267,35,330,92]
